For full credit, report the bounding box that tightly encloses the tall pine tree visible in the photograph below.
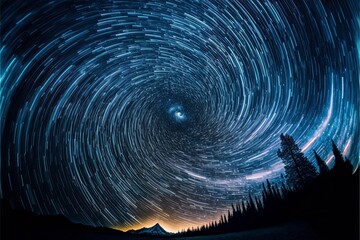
[314,150,329,174]
[331,140,353,175]
[332,139,345,167]
[277,134,317,188]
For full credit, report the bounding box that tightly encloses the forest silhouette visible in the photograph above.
[175,135,359,240]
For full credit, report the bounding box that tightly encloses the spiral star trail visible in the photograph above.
[1,0,359,232]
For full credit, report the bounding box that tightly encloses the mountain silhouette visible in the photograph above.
[127,223,172,236]
[1,199,152,240]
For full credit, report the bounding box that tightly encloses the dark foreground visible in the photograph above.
[174,222,321,240]
[1,199,356,240]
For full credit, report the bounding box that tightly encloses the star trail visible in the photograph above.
[1,0,359,233]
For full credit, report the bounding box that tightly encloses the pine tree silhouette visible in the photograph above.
[277,134,317,188]
[332,140,353,175]
[314,150,330,174]
[177,138,358,239]
[332,139,345,167]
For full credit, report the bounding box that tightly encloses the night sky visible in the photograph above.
[1,0,359,233]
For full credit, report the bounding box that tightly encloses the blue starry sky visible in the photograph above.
[1,0,359,232]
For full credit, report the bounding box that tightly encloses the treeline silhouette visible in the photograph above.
[175,137,359,240]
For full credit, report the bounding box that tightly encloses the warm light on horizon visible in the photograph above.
[112,215,224,233]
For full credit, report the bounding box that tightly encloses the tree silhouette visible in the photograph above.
[177,138,358,239]
[313,150,329,174]
[331,140,353,175]
[332,139,345,166]
[277,134,317,188]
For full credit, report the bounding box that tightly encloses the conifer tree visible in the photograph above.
[277,134,317,188]
[332,139,345,167]
[314,150,330,174]
[248,194,256,211]
[231,203,236,215]
[331,140,353,175]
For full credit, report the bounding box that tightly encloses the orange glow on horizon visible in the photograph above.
[112,216,223,233]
